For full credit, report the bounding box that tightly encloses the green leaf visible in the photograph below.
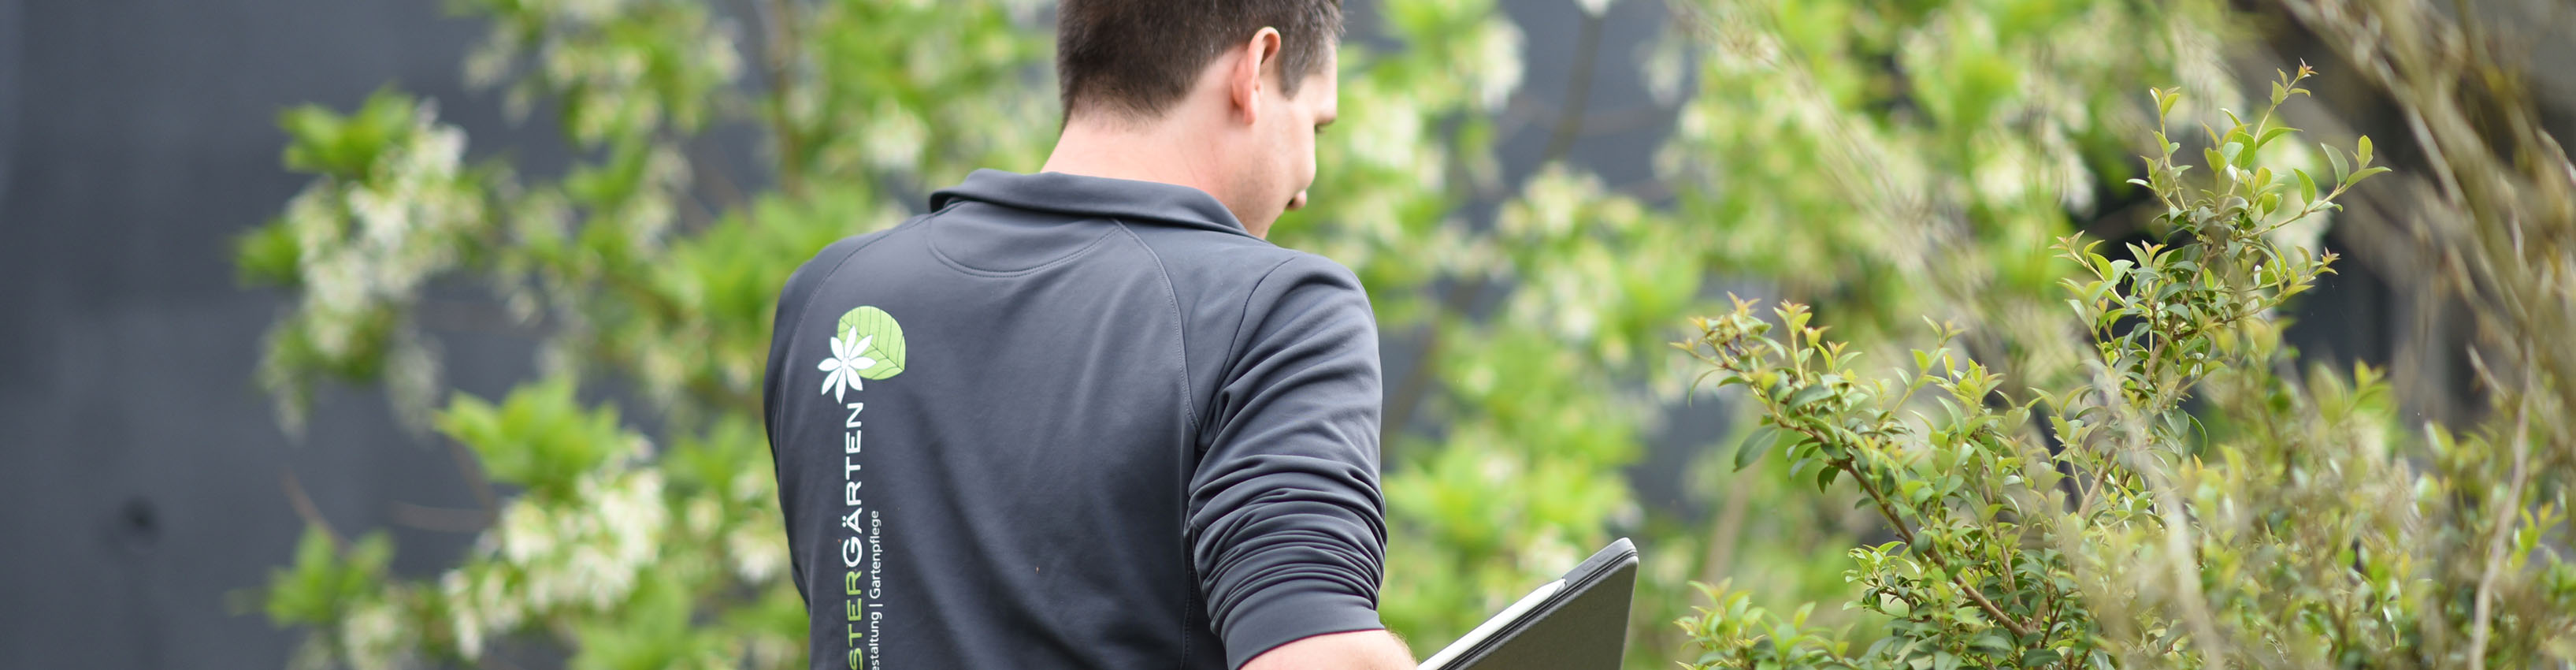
[1736,426,1780,471]
[2255,125,2296,151]
[835,306,910,380]
[234,221,304,287]
[2323,142,2349,181]
[264,527,341,624]
[2295,169,2318,204]
[1786,385,1833,410]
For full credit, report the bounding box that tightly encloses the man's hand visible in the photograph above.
[1242,629,1415,670]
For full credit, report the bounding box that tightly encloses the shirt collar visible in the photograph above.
[929,169,1256,239]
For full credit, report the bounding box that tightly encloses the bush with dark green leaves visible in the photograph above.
[1673,68,2574,670]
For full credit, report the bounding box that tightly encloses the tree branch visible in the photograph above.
[1835,456,2038,638]
[2467,400,2532,670]
[1542,9,1607,165]
[743,0,807,196]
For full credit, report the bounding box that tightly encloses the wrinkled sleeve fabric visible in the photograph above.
[1190,253,1389,670]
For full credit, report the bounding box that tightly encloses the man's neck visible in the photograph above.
[1039,114,1225,198]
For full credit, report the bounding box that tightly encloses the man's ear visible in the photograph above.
[1227,27,1284,125]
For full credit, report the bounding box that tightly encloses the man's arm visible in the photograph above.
[760,233,881,602]
[1190,254,1397,669]
[1244,630,1415,670]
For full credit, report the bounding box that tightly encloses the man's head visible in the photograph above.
[1053,0,1343,236]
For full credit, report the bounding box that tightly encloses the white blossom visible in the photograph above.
[818,329,878,401]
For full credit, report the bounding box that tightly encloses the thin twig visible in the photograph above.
[280,469,347,553]
[742,0,807,196]
[1837,456,2039,638]
[450,436,499,512]
[2467,399,2533,670]
[1542,9,1606,164]
[1382,279,1487,449]
[391,502,499,533]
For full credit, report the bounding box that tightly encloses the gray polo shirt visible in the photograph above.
[763,169,1388,670]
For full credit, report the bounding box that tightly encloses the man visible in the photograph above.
[759,1,1412,668]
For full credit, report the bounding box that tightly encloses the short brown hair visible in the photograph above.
[1056,0,1343,121]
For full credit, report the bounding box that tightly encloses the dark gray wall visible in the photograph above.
[0,1,544,666]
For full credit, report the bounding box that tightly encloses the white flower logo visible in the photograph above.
[817,326,877,401]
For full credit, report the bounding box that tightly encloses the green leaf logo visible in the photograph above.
[837,307,908,379]
[816,306,906,401]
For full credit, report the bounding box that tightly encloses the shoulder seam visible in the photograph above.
[1112,221,1201,440]
[925,219,1118,277]
[1220,254,1310,405]
[774,211,934,426]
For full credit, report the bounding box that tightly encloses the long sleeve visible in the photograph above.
[763,248,822,598]
[1188,254,1389,669]
[761,233,877,604]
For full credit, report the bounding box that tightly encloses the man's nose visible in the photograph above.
[1287,190,1308,210]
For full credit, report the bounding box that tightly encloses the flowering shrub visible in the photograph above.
[1673,69,2574,669]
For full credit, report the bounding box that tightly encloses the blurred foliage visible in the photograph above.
[1658,0,2565,664]
[242,0,1044,666]
[235,0,2572,668]
[1680,72,2566,668]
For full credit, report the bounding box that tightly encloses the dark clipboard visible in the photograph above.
[1416,538,1639,670]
